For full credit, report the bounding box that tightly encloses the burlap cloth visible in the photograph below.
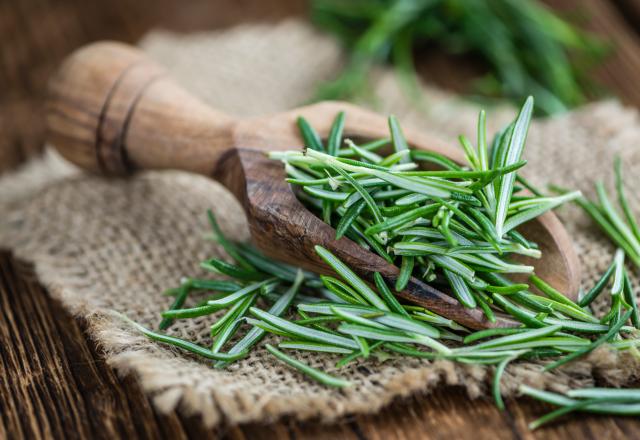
[1,20,640,427]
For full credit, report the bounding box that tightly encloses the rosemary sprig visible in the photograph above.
[310,0,606,115]
[521,385,640,429]
[272,99,580,315]
[553,158,640,269]
[266,344,352,388]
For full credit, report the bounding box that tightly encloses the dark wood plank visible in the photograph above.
[612,0,640,30]
[0,252,193,440]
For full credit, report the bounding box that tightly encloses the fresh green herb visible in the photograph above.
[265,344,352,388]
[494,97,533,237]
[521,385,640,429]
[297,116,325,152]
[206,209,254,270]
[273,101,580,319]
[125,104,640,431]
[140,216,636,427]
[159,282,191,330]
[374,272,410,316]
[493,355,515,410]
[579,259,616,307]
[310,0,605,115]
[615,157,640,242]
[315,245,389,310]
[135,216,637,427]
[544,310,633,371]
[553,159,640,269]
[113,311,249,362]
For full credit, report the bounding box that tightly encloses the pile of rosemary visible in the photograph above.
[272,96,583,317]
[122,99,640,429]
[310,0,606,115]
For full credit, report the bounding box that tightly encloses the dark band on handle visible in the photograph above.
[96,61,165,175]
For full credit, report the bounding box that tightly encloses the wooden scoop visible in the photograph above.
[45,42,580,329]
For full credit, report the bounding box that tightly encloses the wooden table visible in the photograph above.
[2,1,640,438]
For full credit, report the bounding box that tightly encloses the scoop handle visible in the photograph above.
[46,41,235,176]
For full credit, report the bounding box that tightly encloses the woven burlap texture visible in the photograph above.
[1,20,640,428]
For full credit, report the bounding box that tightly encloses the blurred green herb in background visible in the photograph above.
[310,0,607,115]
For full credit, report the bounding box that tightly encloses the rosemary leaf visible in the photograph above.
[266,344,352,388]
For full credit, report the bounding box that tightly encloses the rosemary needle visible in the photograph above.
[494,97,533,238]
[615,156,640,242]
[315,245,389,310]
[326,112,345,157]
[265,344,352,388]
[373,272,410,316]
[159,281,191,330]
[521,385,640,429]
[464,328,529,345]
[395,256,414,292]
[579,260,616,307]
[493,356,515,411]
[544,310,633,371]
[297,116,324,152]
[622,270,640,329]
[206,209,254,270]
[200,258,264,281]
[321,275,368,305]
[250,307,359,350]
[114,312,248,361]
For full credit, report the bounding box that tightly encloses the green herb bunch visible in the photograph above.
[121,209,639,424]
[310,0,605,115]
[118,100,640,428]
[271,97,582,319]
